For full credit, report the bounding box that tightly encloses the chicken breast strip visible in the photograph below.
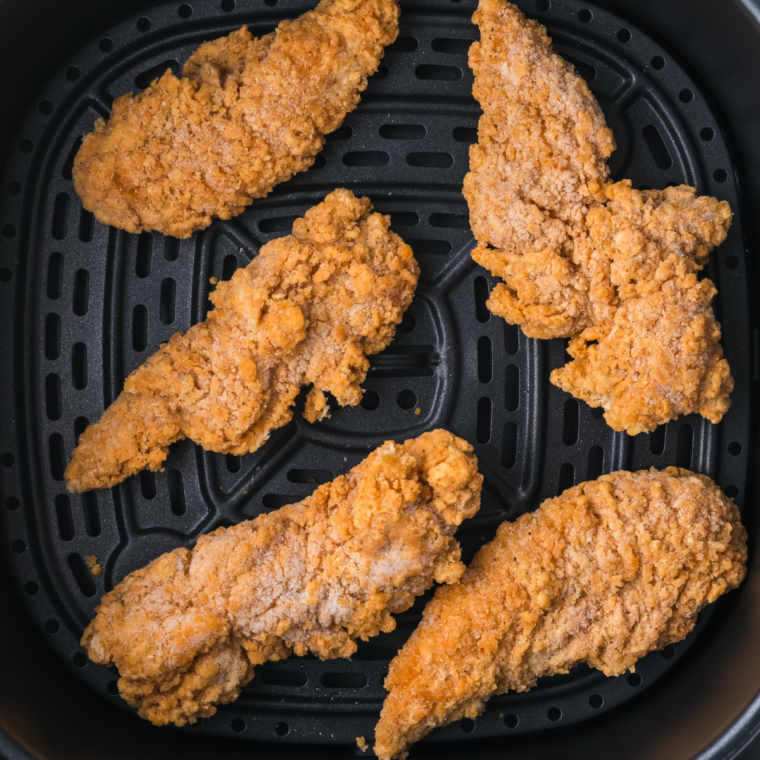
[375,467,747,760]
[464,0,733,434]
[73,0,398,238]
[65,189,418,493]
[82,430,483,727]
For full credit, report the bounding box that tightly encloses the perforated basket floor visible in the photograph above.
[0,0,751,750]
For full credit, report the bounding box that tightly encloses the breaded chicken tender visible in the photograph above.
[65,190,418,493]
[464,0,734,433]
[82,430,483,726]
[73,0,398,238]
[375,468,747,760]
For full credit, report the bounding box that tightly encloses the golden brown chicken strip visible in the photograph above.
[73,0,398,238]
[374,468,747,760]
[82,430,483,727]
[65,189,418,493]
[464,0,733,433]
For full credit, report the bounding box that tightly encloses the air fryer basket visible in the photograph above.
[0,0,759,759]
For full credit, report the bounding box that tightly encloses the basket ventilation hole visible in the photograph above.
[589,694,603,708]
[275,722,289,736]
[477,337,492,383]
[221,0,235,10]
[39,100,54,115]
[263,494,298,509]
[679,89,694,103]
[461,719,475,733]
[407,152,453,168]
[140,470,157,500]
[73,269,89,315]
[73,652,88,667]
[79,209,94,242]
[0,453,14,467]
[729,442,742,456]
[585,445,605,479]
[676,424,693,469]
[502,422,517,469]
[429,213,469,229]
[68,554,96,597]
[320,672,368,689]
[726,256,739,270]
[649,425,665,455]
[62,137,82,181]
[0,268,11,282]
[557,462,574,495]
[504,714,519,728]
[107,680,119,695]
[453,126,477,143]
[135,60,180,90]
[287,469,332,485]
[137,17,151,32]
[388,36,418,53]
[342,151,390,167]
[72,343,88,389]
[562,399,579,445]
[259,216,298,233]
[504,323,519,355]
[133,305,148,351]
[379,124,425,140]
[361,389,380,410]
[375,64,389,79]
[578,9,592,22]
[432,38,473,55]
[231,719,245,733]
[45,620,60,634]
[505,365,519,411]
[474,276,490,323]
[20,139,33,153]
[714,169,728,183]
[260,668,307,686]
[327,124,352,141]
[178,4,192,18]
[46,374,62,420]
[415,65,462,82]
[5,497,20,510]
[564,55,596,82]
[7,181,21,195]
[617,29,631,42]
[397,389,417,410]
[701,127,715,141]
[49,434,66,481]
[536,0,549,10]
[52,193,70,240]
[82,492,101,536]
[2,224,16,238]
[651,55,665,69]
[642,126,672,170]
[136,232,152,277]
[628,673,642,687]
[168,469,187,515]
[226,454,241,473]
[726,485,739,498]
[265,0,277,5]
[398,313,416,333]
[547,707,562,721]
[164,238,179,261]
[662,645,675,659]
[160,278,176,325]
[74,416,89,444]
[66,66,80,81]
[408,239,451,255]
[56,494,74,540]
[476,397,492,444]
[99,38,113,53]
[25,582,39,596]
[11,539,26,554]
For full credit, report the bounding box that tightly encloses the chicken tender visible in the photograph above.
[65,189,418,493]
[375,468,747,760]
[73,0,398,238]
[82,430,483,726]
[464,0,734,433]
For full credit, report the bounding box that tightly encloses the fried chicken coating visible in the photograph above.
[375,468,747,760]
[82,430,483,726]
[464,0,734,433]
[72,0,399,238]
[64,189,418,493]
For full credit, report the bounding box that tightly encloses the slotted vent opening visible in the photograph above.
[168,469,186,515]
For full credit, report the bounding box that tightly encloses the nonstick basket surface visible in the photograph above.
[0,0,752,753]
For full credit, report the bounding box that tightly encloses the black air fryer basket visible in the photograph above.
[1,0,760,758]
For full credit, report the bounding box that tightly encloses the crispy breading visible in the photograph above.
[64,190,418,493]
[464,0,734,433]
[82,430,483,727]
[72,0,398,238]
[374,468,747,760]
